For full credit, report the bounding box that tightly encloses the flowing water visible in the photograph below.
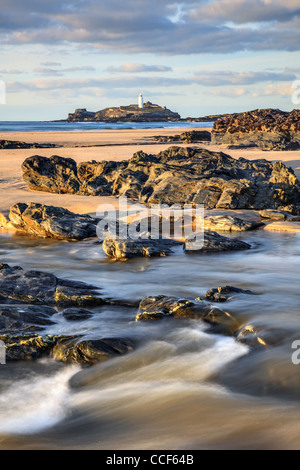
[0,229,299,449]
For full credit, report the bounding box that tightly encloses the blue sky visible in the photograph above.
[0,0,299,120]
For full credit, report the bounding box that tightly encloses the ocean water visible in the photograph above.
[0,229,299,450]
[0,121,213,133]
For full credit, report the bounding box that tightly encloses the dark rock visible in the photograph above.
[153,130,211,143]
[7,202,99,240]
[211,108,300,150]
[22,155,81,194]
[102,237,180,259]
[136,295,209,321]
[21,146,300,214]
[0,334,59,361]
[0,140,57,149]
[62,307,94,321]
[184,231,251,253]
[0,305,56,334]
[205,285,254,302]
[0,263,104,306]
[52,337,134,365]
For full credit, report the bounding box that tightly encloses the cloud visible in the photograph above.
[33,65,96,76]
[191,69,298,86]
[0,0,299,54]
[0,69,24,75]
[106,64,173,73]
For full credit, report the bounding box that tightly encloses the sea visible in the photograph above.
[0,120,213,133]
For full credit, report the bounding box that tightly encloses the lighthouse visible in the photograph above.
[138,93,143,109]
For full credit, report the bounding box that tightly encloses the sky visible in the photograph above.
[0,0,300,121]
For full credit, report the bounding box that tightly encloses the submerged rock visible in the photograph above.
[0,263,105,306]
[6,202,99,240]
[0,305,56,334]
[184,231,251,253]
[62,307,94,321]
[205,285,254,302]
[21,146,300,214]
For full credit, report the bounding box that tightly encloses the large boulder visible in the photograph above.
[6,202,99,240]
[21,147,300,214]
[0,263,105,306]
[211,108,300,150]
[204,215,263,232]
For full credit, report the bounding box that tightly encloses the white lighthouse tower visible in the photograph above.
[138,93,143,109]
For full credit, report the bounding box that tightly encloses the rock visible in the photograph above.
[153,130,211,143]
[205,285,254,302]
[184,231,251,253]
[52,337,134,365]
[0,333,134,364]
[22,146,300,214]
[0,334,59,361]
[0,140,57,149]
[235,324,289,348]
[211,108,300,150]
[0,263,105,306]
[204,215,263,232]
[7,202,99,240]
[259,209,289,220]
[62,307,94,321]
[136,294,239,334]
[0,305,56,334]
[136,295,209,321]
[22,155,81,194]
[102,237,180,259]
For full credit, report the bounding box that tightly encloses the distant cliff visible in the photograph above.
[65,102,181,122]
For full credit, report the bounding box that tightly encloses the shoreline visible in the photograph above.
[0,126,299,226]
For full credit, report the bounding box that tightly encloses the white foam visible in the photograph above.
[0,364,79,435]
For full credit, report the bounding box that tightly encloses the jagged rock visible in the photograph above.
[6,202,99,240]
[52,337,134,365]
[21,146,300,214]
[0,263,104,306]
[205,286,254,302]
[0,334,59,361]
[136,295,209,321]
[211,108,300,150]
[102,237,180,259]
[204,215,263,232]
[22,155,81,194]
[136,294,239,334]
[184,231,251,253]
[0,333,134,364]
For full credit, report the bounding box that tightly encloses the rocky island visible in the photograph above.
[64,101,180,122]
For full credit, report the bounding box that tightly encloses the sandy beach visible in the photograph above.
[1,127,300,219]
